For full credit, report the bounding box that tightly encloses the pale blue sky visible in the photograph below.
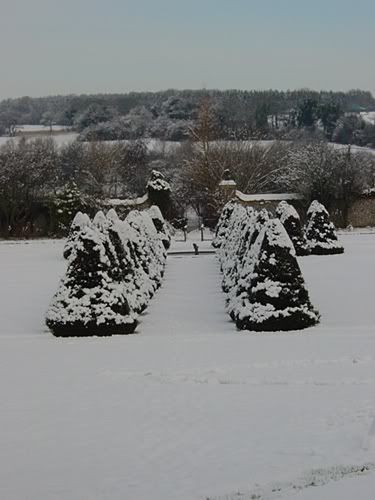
[0,0,374,99]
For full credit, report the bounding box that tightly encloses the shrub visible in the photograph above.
[276,201,309,256]
[148,205,171,250]
[212,200,237,249]
[234,219,320,331]
[304,201,344,255]
[63,211,91,260]
[106,208,151,314]
[46,219,137,337]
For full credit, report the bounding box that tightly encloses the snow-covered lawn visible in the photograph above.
[0,133,79,148]
[0,234,374,500]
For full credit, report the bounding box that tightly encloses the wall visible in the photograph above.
[347,196,375,227]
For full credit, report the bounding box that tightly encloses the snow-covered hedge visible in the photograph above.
[148,205,171,250]
[47,208,168,337]
[276,201,309,256]
[215,201,319,332]
[304,201,344,255]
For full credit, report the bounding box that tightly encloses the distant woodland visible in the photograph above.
[1,89,375,146]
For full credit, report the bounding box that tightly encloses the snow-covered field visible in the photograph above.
[0,132,79,148]
[1,132,375,157]
[0,233,374,500]
[16,124,70,133]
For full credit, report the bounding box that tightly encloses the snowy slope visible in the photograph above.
[0,234,374,500]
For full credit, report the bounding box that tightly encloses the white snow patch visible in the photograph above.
[0,234,374,500]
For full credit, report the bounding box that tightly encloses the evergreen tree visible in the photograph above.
[126,210,166,289]
[318,101,342,140]
[296,98,318,128]
[212,199,237,248]
[63,211,90,260]
[106,208,150,314]
[53,181,86,235]
[235,219,320,331]
[276,201,309,256]
[218,204,248,289]
[46,221,137,337]
[148,205,171,250]
[255,102,270,130]
[226,209,269,319]
[147,170,172,218]
[305,201,344,255]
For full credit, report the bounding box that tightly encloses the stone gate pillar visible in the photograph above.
[218,179,237,203]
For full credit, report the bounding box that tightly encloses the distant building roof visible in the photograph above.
[236,191,303,202]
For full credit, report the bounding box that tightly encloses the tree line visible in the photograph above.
[1,89,375,146]
[1,128,374,237]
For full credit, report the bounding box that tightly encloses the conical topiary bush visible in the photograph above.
[226,208,269,319]
[276,201,309,256]
[304,200,344,255]
[219,204,248,292]
[126,210,166,290]
[63,211,91,260]
[212,199,237,249]
[235,219,320,332]
[148,205,171,250]
[106,209,151,314]
[46,221,138,337]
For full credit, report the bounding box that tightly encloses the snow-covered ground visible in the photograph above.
[1,132,375,156]
[0,132,79,148]
[0,233,374,500]
[15,124,70,133]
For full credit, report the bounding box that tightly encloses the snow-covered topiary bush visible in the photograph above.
[125,209,167,291]
[147,170,172,218]
[218,204,248,291]
[46,220,138,337]
[106,209,151,314]
[212,200,237,249]
[63,211,91,260]
[220,206,255,292]
[234,219,320,331]
[276,201,309,256]
[225,208,269,319]
[148,205,171,250]
[48,204,169,336]
[304,201,344,255]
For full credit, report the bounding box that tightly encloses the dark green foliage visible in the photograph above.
[305,201,344,255]
[255,102,270,130]
[296,98,319,128]
[148,206,171,250]
[147,170,172,218]
[53,181,86,236]
[212,200,237,248]
[235,220,320,332]
[318,101,343,139]
[276,201,309,256]
[63,211,90,260]
[46,223,137,337]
